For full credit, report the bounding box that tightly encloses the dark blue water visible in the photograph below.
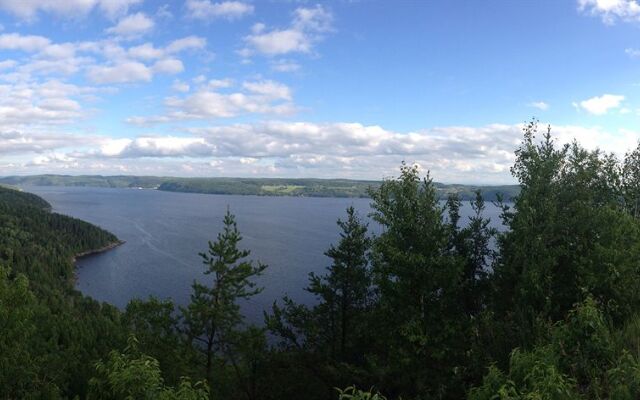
[25,186,503,324]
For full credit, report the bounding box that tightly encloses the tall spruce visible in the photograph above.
[181,209,267,385]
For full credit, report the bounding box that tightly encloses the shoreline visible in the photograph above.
[72,240,125,263]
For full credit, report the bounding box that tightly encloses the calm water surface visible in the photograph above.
[25,186,503,324]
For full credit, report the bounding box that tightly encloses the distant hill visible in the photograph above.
[0,175,520,201]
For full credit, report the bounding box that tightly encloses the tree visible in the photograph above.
[267,207,373,396]
[493,121,640,345]
[307,206,373,363]
[0,266,49,398]
[447,191,496,318]
[88,336,209,400]
[181,209,267,385]
[124,297,194,385]
[367,162,468,398]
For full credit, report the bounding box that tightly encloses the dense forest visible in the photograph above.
[5,121,640,399]
[0,175,520,200]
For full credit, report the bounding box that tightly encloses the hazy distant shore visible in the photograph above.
[0,174,520,201]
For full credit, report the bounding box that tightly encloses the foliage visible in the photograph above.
[181,209,267,385]
[88,336,209,400]
[336,386,388,400]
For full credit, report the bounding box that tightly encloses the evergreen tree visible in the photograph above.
[368,162,468,398]
[306,206,372,363]
[181,209,267,385]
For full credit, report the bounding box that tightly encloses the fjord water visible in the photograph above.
[26,186,503,324]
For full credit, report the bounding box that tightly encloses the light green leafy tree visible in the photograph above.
[88,336,209,400]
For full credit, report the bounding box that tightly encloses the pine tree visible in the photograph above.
[181,209,267,385]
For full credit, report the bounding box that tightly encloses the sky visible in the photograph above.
[0,0,639,184]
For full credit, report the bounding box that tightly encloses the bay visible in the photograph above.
[25,186,504,324]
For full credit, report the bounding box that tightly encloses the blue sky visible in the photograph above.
[0,0,639,183]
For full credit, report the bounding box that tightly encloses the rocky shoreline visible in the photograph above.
[73,240,125,263]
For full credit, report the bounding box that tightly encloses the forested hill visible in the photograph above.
[0,184,51,209]
[0,185,120,291]
[0,185,127,397]
[0,174,520,200]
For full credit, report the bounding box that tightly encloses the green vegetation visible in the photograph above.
[6,121,640,398]
[0,174,520,200]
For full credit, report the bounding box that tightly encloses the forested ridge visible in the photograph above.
[0,175,520,201]
[5,122,640,399]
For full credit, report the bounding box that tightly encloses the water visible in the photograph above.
[25,186,504,324]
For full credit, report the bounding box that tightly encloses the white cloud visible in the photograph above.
[165,36,207,53]
[127,78,296,123]
[152,58,184,74]
[529,101,549,110]
[99,0,143,19]
[106,12,154,37]
[0,0,142,20]
[55,121,635,183]
[626,47,640,57]
[578,0,640,24]
[0,59,16,70]
[242,80,292,100]
[292,5,333,33]
[576,94,625,115]
[208,78,233,89]
[0,33,50,52]
[4,115,639,183]
[186,0,254,20]
[87,61,152,84]
[128,43,165,60]
[172,80,190,92]
[245,30,311,56]
[96,136,210,158]
[243,5,333,57]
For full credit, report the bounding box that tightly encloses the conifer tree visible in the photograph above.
[307,206,372,362]
[181,209,267,385]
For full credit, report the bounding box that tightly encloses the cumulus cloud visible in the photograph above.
[87,61,152,84]
[127,79,296,123]
[242,4,333,57]
[0,33,207,84]
[0,129,100,155]
[578,0,640,24]
[4,117,639,183]
[172,80,190,92]
[152,58,184,74]
[128,42,165,60]
[96,136,211,158]
[576,94,625,115]
[57,121,635,183]
[186,0,254,20]
[0,0,142,20]
[106,12,154,38]
[0,79,101,128]
[529,101,549,110]
[0,33,50,51]
[165,36,207,53]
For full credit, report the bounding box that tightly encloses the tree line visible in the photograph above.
[4,121,640,398]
